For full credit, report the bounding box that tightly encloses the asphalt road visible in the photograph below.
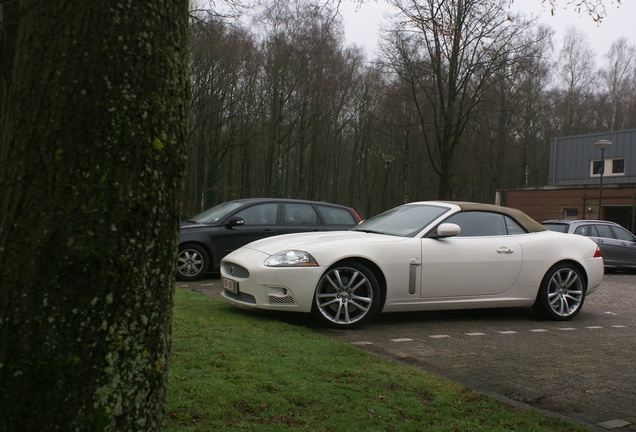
[179,273,636,431]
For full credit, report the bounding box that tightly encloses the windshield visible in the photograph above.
[352,204,450,237]
[189,202,244,224]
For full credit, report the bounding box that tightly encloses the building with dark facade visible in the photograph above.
[502,129,636,233]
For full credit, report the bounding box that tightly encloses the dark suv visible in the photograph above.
[177,198,361,280]
[543,220,636,271]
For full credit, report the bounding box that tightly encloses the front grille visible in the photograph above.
[222,262,250,278]
[224,290,256,304]
[268,294,296,305]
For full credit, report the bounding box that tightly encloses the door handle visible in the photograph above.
[497,247,514,254]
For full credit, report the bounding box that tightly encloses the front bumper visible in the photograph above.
[220,247,324,312]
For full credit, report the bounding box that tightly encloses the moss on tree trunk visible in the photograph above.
[0,1,189,430]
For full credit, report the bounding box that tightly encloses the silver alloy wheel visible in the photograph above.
[178,250,203,277]
[546,267,584,317]
[315,265,375,326]
[176,245,209,281]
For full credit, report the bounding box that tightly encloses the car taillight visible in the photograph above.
[593,245,602,258]
[351,208,362,222]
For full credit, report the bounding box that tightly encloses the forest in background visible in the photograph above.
[183,0,636,219]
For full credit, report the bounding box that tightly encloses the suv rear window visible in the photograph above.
[316,205,356,225]
[543,223,569,233]
[612,226,636,241]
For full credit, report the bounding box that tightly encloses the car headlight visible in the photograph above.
[264,250,319,267]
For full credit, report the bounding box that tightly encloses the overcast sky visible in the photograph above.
[340,0,634,62]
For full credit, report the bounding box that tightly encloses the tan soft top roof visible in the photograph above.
[441,201,547,233]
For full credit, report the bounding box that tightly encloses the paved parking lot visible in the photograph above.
[181,273,636,431]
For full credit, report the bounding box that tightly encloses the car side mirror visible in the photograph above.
[225,217,245,229]
[435,223,461,239]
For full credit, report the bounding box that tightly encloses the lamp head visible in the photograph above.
[594,140,612,151]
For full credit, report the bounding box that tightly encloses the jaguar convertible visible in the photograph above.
[220,201,604,328]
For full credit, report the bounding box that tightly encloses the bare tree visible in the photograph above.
[553,27,596,134]
[254,0,358,201]
[185,19,260,214]
[464,25,553,199]
[0,1,19,91]
[382,0,535,199]
[181,0,628,219]
[541,0,621,22]
[0,1,189,430]
[257,0,310,196]
[600,38,636,130]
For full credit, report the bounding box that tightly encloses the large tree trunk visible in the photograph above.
[0,1,189,431]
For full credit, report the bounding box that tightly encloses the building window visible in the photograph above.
[590,158,625,177]
[612,158,625,174]
[564,208,578,220]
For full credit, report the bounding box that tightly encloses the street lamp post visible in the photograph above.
[594,140,612,219]
[381,155,396,210]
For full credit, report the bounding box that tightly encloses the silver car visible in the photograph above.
[543,220,636,271]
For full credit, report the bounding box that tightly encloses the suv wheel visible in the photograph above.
[176,244,209,281]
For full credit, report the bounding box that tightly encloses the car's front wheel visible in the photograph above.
[176,244,209,281]
[533,262,586,320]
[312,262,381,329]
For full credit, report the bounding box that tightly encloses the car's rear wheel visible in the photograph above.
[176,244,209,281]
[533,262,585,320]
[312,262,380,329]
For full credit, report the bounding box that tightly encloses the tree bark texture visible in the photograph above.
[0,1,189,430]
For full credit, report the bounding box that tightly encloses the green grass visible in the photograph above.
[166,287,590,431]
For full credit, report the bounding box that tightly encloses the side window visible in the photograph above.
[574,225,597,237]
[284,203,318,225]
[234,203,278,225]
[611,226,635,242]
[316,205,356,225]
[443,211,507,237]
[594,224,613,239]
[612,159,625,174]
[504,216,526,234]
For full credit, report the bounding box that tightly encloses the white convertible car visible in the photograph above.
[220,201,604,329]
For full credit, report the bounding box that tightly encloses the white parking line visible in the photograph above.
[348,323,628,346]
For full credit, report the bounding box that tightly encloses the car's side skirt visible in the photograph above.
[381,296,536,313]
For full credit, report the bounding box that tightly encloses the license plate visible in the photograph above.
[223,277,238,294]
